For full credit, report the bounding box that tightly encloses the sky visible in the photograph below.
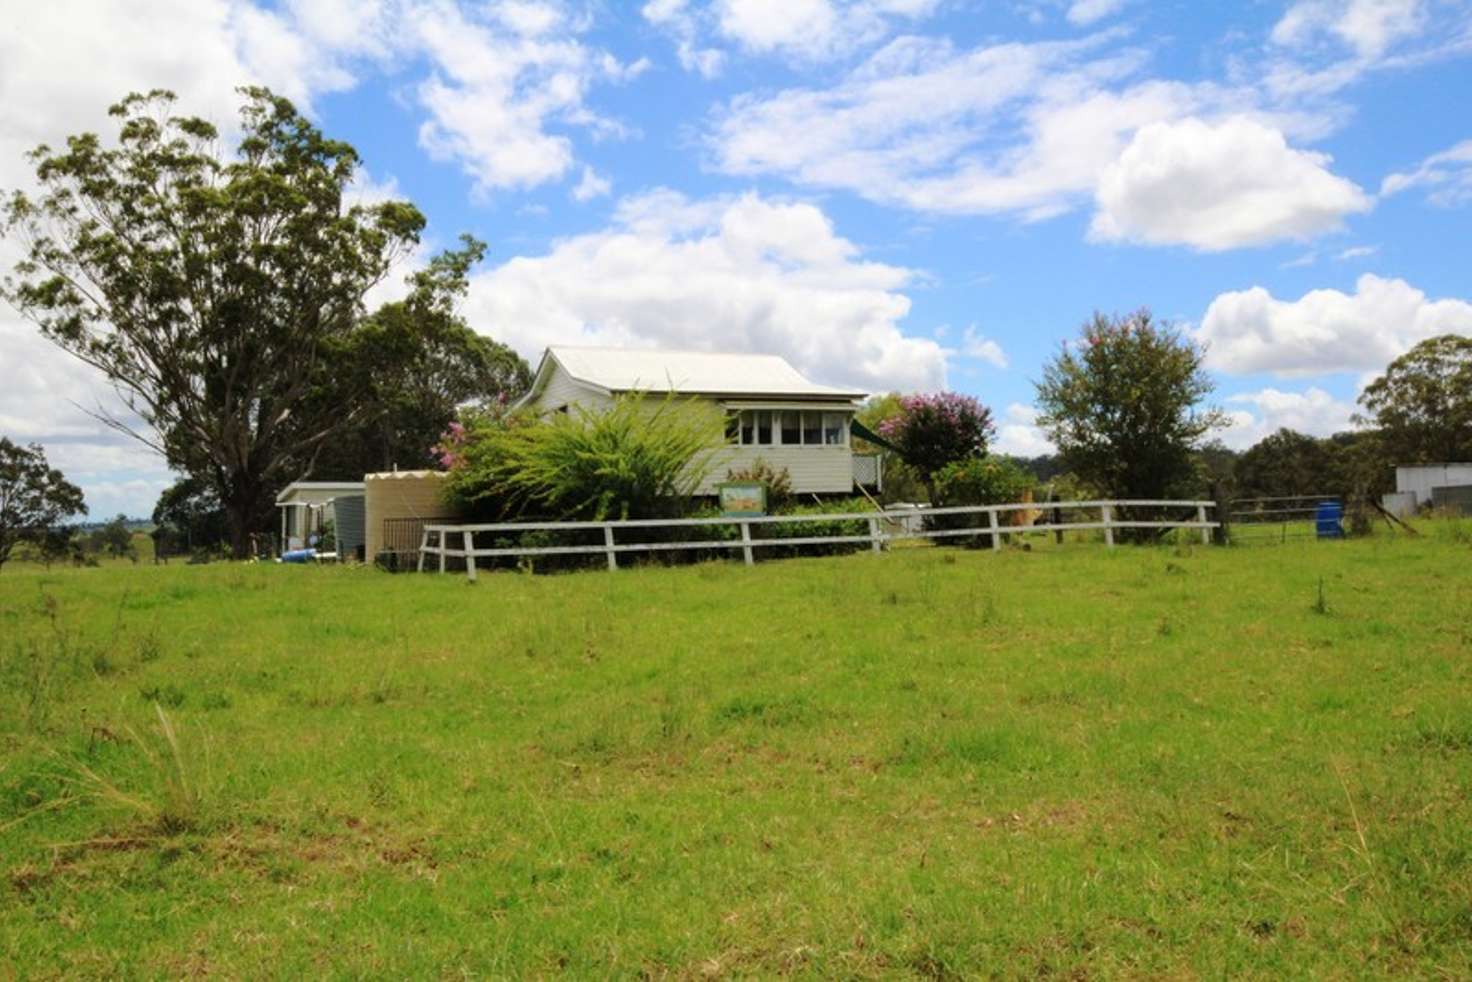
[2,0,1471,519]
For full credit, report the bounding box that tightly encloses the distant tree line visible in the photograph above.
[860,324,1470,511]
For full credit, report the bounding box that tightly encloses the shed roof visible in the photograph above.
[524,346,866,404]
[275,481,365,504]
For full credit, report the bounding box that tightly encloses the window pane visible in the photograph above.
[803,411,822,445]
[725,412,740,444]
[780,411,801,445]
[741,411,755,445]
[823,412,845,445]
[757,410,772,445]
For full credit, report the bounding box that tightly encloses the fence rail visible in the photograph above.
[1229,494,1340,543]
[418,500,1220,580]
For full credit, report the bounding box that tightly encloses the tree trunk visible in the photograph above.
[223,478,268,560]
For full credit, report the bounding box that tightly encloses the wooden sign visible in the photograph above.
[717,481,766,517]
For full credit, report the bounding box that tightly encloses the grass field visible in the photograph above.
[3,526,1471,977]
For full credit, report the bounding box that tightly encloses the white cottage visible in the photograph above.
[515,346,872,495]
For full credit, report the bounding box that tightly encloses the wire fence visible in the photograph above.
[1228,495,1340,544]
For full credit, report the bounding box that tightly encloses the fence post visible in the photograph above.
[463,530,477,582]
[868,517,882,554]
[417,527,429,573]
[988,507,1001,551]
[740,521,754,566]
[1212,481,1231,546]
[603,524,618,571]
[438,529,447,573]
[1197,504,1210,546]
[1102,504,1115,548]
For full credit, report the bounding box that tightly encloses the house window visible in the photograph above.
[780,412,801,445]
[823,412,846,445]
[731,409,849,446]
[803,411,822,445]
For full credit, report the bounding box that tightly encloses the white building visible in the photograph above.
[275,481,364,552]
[1388,462,1472,513]
[515,346,874,495]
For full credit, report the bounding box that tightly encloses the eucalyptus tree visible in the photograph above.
[2,88,425,556]
[306,236,532,480]
[1357,334,1472,465]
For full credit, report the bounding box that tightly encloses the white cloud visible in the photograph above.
[1067,0,1127,26]
[647,0,942,69]
[1334,244,1378,260]
[707,33,1249,220]
[959,327,1009,368]
[0,293,176,519]
[0,1,639,204]
[462,190,946,392]
[993,403,1054,457]
[1381,138,1472,206]
[0,0,352,190]
[1090,116,1373,250]
[571,165,613,201]
[1261,0,1472,99]
[1271,0,1428,59]
[641,0,726,77]
[1220,386,1359,448]
[407,3,620,194]
[1196,274,1472,376]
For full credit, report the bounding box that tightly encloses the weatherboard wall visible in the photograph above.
[524,361,856,496]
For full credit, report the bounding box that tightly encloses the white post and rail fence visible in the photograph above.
[417,499,1220,581]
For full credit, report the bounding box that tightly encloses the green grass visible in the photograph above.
[2,526,1471,976]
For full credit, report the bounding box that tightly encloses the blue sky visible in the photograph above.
[3,0,1471,517]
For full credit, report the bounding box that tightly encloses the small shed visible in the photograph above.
[1392,463,1472,509]
[363,470,458,567]
[275,481,365,552]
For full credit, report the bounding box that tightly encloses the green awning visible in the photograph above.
[850,418,904,456]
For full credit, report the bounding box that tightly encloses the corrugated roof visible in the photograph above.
[544,346,865,400]
[275,481,365,503]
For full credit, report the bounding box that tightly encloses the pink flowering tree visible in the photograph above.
[875,392,996,491]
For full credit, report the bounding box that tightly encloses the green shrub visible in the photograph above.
[932,456,1036,507]
[927,457,1036,546]
[753,499,874,558]
[442,393,722,522]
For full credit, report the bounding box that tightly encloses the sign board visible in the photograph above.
[717,481,766,517]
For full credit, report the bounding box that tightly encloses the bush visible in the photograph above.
[932,457,1036,508]
[753,499,874,558]
[874,392,995,489]
[926,457,1036,546]
[441,392,722,521]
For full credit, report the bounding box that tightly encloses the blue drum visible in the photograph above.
[1315,500,1344,539]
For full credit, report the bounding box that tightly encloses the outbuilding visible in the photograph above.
[275,481,365,553]
[1386,462,1472,514]
[363,470,457,568]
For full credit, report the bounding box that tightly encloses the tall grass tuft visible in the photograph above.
[59,704,212,836]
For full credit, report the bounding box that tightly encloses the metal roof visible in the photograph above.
[535,346,866,401]
[275,481,365,503]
